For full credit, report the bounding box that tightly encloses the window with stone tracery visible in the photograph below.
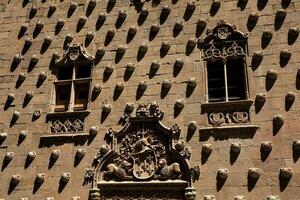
[200,21,257,130]
[201,22,249,103]
[47,44,94,134]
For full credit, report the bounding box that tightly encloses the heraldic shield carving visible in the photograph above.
[87,103,197,200]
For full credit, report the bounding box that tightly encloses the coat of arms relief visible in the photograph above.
[87,103,198,200]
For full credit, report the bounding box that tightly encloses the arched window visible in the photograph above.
[200,21,249,103]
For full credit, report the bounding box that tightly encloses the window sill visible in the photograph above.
[40,132,90,139]
[201,99,253,113]
[46,110,91,120]
[199,124,259,140]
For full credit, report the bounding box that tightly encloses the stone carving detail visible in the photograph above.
[200,20,247,61]
[208,111,249,126]
[55,43,94,64]
[50,117,84,134]
[89,104,193,199]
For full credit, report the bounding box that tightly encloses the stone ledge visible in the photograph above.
[199,124,259,141]
[201,99,254,113]
[97,180,188,190]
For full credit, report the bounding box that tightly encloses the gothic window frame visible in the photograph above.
[46,44,94,135]
[199,21,258,133]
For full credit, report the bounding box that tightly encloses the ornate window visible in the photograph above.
[46,44,94,135]
[199,21,258,134]
[201,21,249,102]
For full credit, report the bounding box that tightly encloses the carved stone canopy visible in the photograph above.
[199,20,248,61]
[55,43,94,66]
[89,103,194,200]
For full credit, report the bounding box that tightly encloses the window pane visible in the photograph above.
[57,66,73,80]
[207,60,226,102]
[74,82,90,110]
[226,58,246,101]
[55,84,71,112]
[76,64,91,79]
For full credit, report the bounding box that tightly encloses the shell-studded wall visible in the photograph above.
[0,0,300,199]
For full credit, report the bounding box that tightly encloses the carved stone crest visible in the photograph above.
[89,103,195,200]
[216,26,229,40]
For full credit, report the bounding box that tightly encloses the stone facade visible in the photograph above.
[0,0,300,199]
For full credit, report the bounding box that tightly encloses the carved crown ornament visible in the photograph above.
[199,20,248,61]
[86,103,198,200]
[54,43,94,66]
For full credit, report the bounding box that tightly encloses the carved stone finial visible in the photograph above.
[162,79,172,89]
[266,70,278,80]
[76,149,86,159]
[261,141,272,153]
[36,173,46,184]
[61,173,71,183]
[187,78,197,87]
[19,130,27,139]
[140,7,149,16]
[174,21,184,30]
[11,174,21,185]
[276,9,287,18]
[217,168,228,179]
[138,81,147,90]
[25,37,32,46]
[280,49,291,59]
[286,92,295,102]
[202,144,213,154]
[188,121,198,130]
[151,61,160,70]
[231,142,242,153]
[126,63,135,72]
[280,167,293,179]
[139,43,148,53]
[293,140,300,152]
[256,93,266,103]
[197,18,207,28]
[105,64,114,74]
[273,115,284,126]
[248,168,261,179]
[93,84,102,94]
[4,152,15,162]
[184,187,197,200]
[267,196,279,200]
[187,38,197,47]
[0,132,7,140]
[27,151,36,161]
[102,104,112,113]
[190,166,200,182]
[13,110,21,120]
[174,58,184,68]
[89,126,99,136]
[235,196,246,200]
[50,150,60,160]
[115,82,125,91]
[161,41,171,50]
[175,99,185,109]
[204,195,215,200]
[128,26,137,35]
[248,12,259,22]
[118,9,127,19]
[262,30,273,39]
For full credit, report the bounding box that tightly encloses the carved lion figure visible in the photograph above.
[154,158,181,180]
[104,160,133,181]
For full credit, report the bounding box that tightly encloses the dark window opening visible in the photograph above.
[207,60,226,102]
[57,66,73,80]
[76,65,91,79]
[226,58,246,101]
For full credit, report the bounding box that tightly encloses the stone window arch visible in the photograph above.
[200,20,249,103]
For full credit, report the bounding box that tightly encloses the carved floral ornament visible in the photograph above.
[54,43,94,65]
[199,20,248,61]
[87,103,198,200]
